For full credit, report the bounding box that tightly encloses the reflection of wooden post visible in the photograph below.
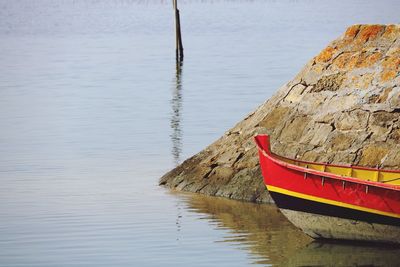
[171,60,183,165]
[173,0,183,61]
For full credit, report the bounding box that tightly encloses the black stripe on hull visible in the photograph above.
[269,191,400,227]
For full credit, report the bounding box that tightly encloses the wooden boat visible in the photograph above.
[254,134,400,244]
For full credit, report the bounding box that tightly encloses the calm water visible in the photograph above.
[1,0,400,266]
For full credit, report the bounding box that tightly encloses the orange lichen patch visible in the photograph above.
[351,73,374,90]
[356,25,385,43]
[332,53,351,69]
[382,25,400,41]
[334,36,353,50]
[344,25,361,39]
[356,52,382,68]
[331,52,361,71]
[335,51,385,71]
[387,47,400,57]
[347,54,360,70]
[382,57,400,70]
[380,70,398,82]
[315,46,336,63]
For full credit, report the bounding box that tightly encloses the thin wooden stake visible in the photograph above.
[176,9,184,59]
[173,0,183,61]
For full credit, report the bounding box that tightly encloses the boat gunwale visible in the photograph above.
[254,134,400,191]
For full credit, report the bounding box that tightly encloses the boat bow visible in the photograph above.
[254,134,400,244]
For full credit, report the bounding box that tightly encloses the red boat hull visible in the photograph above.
[255,134,400,243]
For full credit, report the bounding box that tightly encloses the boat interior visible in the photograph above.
[275,154,400,186]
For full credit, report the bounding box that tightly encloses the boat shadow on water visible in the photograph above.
[172,191,400,267]
[284,241,400,267]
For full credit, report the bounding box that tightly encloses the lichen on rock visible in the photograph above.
[160,24,400,203]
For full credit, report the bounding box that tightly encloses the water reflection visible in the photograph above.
[177,192,400,266]
[178,193,310,266]
[170,60,183,166]
[284,241,400,267]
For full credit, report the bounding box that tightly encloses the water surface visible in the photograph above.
[1,0,400,266]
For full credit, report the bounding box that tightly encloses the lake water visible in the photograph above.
[1,0,400,266]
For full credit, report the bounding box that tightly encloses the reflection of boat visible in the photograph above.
[174,192,310,265]
[173,191,400,266]
[285,241,400,267]
[254,134,400,244]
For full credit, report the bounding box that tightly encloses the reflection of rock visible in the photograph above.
[160,24,400,203]
[285,241,400,267]
[178,192,400,267]
[179,193,310,265]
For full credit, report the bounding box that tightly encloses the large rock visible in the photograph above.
[160,24,400,203]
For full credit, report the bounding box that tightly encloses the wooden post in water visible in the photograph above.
[173,0,184,61]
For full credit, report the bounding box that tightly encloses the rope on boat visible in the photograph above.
[381,177,400,183]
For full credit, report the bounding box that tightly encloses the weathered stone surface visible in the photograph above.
[335,109,369,131]
[160,24,400,203]
[358,144,391,166]
[311,73,345,92]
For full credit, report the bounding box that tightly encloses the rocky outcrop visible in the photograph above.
[160,24,400,203]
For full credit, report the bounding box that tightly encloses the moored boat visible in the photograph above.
[254,134,400,244]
